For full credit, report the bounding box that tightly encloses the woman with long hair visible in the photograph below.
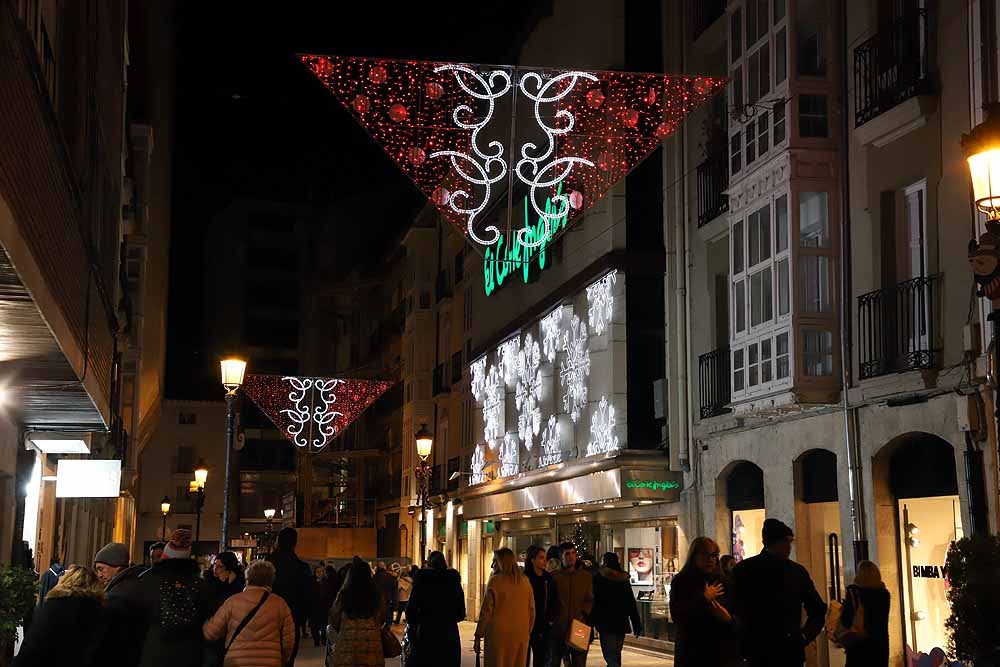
[668,537,738,667]
[592,552,643,667]
[328,557,384,667]
[474,548,535,667]
[839,560,890,667]
[15,565,109,667]
[405,551,466,667]
[523,545,558,667]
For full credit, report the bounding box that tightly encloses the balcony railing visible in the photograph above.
[699,347,731,419]
[697,153,729,227]
[854,10,931,127]
[857,274,941,380]
[688,0,725,40]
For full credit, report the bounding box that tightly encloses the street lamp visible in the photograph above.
[160,496,171,541]
[264,508,276,555]
[414,423,433,566]
[219,357,247,553]
[188,478,206,547]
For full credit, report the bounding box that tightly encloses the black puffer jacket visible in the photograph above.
[136,558,215,667]
[591,566,642,636]
[104,565,148,667]
[405,568,466,667]
[14,594,109,667]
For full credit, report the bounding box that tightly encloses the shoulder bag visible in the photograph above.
[833,589,867,649]
[226,592,270,655]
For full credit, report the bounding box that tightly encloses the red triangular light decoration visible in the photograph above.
[243,374,393,449]
[300,55,724,252]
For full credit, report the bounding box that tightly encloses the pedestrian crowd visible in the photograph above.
[13,517,893,667]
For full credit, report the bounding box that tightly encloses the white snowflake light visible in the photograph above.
[470,357,487,400]
[499,433,520,478]
[515,333,543,449]
[538,415,562,467]
[540,307,563,363]
[587,396,619,457]
[482,364,504,449]
[470,444,486,485]
[498,337,521,385]
[586,270,617,336]
[560,314,590,422]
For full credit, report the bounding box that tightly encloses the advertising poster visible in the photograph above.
[625,527,660,586]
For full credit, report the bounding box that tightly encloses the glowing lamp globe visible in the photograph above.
[352,95,370,114]
[368,65,387,84]
[194,459,209,487]
[569,190,583,210]
[160,496,171,515]
[432,186,450,206]
[388,103,408,123]
[963,111,1000,219]
[264,508,276,520]
[425,82,444,100]
[415,423,433,461]
[220,358,247,391]
[585,88,605,109]
[408,146,426,165]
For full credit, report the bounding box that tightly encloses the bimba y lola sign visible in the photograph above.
[483,183,569,296]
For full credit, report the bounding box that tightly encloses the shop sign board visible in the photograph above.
[55,459,121,498]
[281,491,297,528]
[620,468,682,503]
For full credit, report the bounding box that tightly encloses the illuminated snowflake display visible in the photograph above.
[498,337,521,385]
[560,314,590,422]
[587,396,619,456]
[515,333,543,449]
[482,364,504,449]
[540,307,563,364]
[470,444,486,485]
[587,270,617,336]
[499,433,521,478]
[538,415,563,467]
[470,357,487,400]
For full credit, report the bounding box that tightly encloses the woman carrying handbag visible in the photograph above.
[834,560,890,667]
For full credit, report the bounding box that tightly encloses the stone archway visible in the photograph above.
[717,460,765,562]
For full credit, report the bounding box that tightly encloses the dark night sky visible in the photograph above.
[166,3,543,398]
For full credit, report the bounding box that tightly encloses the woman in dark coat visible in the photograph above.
[14,565,110,667]
[405,551,466,667]
[592,553,643,667]
[839,560,890,667]
[669,537,738,667]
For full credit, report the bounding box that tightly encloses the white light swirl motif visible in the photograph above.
[281,377,345,449]
[470,357,487,401]
[482,364,504,449]
[515,333,543,450]
[560,314,590,422]
[498,337,521,386]
[431,65,512,246]
[587,396,620,457]
[514,70,599,249]
[499,433,520,478]
[538,415,562,467]
[586,270,617,336]
[540,307,563,364]
[470,444,486,485]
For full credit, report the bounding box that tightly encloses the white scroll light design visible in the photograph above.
[470,443,486,485]
[515,333,543,450]
[586,270,617,336]
[499,433,520,478]
[430,65,512,246]
[587,396,619,456]
[281,377,345,449]
[514,71,598,249]
[560,314,590,422]
[540,307,563,364]
[470,357,487,401]
[498,336,521,385]
[482,364,504,449]
[538,415,562,467]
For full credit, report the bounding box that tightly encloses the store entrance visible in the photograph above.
[726,461,765,562]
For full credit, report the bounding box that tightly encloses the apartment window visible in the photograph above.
[463,287,473,331]
[748,206,771,266]
[803,330,834,376]
[731,7,743,63]
[734,349,746,391]
[774,0,785,22]
[746,0,768,45]
[775,27,787,84]
[799,192,830,247]
[761,338,773,383]
[776,332,790,378]
[797,0,826,76]
[746,125,757,165]
[750,267,773,327]
[454,250,465,283]
[773,100,786,144]
[775,194,790,316]
[176,446,195,475]
[178,412,197,425]
[748,342,759,387]
[748,43,770,104]
[799,95,829,138]
[731,132,743,175]
[756,112,769,158]
[799,256,831,313]
[734,279,747,333]
[732,65,744,112]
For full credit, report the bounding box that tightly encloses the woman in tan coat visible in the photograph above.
[203,559,296,667]
[474,548,536,667]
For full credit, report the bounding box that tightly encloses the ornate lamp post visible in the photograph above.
[220,358,248,552]
[189,459,208,546]
[160,496,171,541]
[264,508,276,555]
[414,423,433,566]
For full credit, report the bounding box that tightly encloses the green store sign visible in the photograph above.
[483,184,569,296]
[625,479,681,493]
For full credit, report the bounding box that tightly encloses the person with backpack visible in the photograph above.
[136,528,215,667]
[204,560,296,667]
[267,528,313,666]
[835,560,890,667]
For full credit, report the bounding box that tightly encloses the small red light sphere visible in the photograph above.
[622,109,640,128]
[569,190,583,210]
[313,59,334,78]
[368,65,388,84]
[432,187,451,206]
[408,146,426,165]
[388,103,408,123]
[351,95,370,114]
[596,151,612,171]
[425,82,445,100]
[655,121,674,139]
[585,88,605,109]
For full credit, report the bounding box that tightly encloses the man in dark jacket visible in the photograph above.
[550,542,594,667]
[524,545,559,667]
[36,557,64,607]
[732,519,828,667]
[94,542,148,667]
[592,552,643,667]
[267,527,313,666]
[135,529,214,667]
[405,551,466,667]
[373,561,398,627]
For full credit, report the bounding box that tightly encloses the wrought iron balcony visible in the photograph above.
[854,10,931,127]
[857,275,941,380]
[699,346,732,419]
[697,153,729,227]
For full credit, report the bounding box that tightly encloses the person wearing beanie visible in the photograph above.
[731,518,827,667]
[135,528,214,667]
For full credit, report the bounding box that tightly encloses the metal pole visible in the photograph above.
[161,513,167,541]
[195,497,202,545]
[222,391,236,551]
